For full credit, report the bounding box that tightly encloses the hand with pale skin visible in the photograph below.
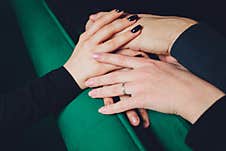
[87,12,197,55]
[85,53,225,124]
[101,50,150,127]
[65,10,150,127]
[64,9,142,89]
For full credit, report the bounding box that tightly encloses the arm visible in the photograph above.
[0,67,81,129]
[0,10,144,129]
[85,53,226,150]
[171,23,226,91]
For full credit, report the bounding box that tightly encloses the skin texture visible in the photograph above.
[86,53,225,124]
[64,10,149,127]
[88,12,198,55]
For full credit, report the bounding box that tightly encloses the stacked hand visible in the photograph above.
[87,12,197,55]
[83,11,225,124]
[64,10,150,127]
[85,53,225,124]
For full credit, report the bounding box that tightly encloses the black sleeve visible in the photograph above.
[186,96,226,150]
[171,24,226,150]
[171,23,226,91]
[0,67,82,130]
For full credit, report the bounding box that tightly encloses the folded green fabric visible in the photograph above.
[10,0,192,150]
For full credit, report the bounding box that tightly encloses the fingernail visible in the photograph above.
[132,116,138,124]
[98,107,107,113]
[88,90,96,97]
[93,53,101,59]
[143,121,150,128]
[127,15,139,21]
[115,9,122,13]
[85,80,95,87]
[131,25,142,33]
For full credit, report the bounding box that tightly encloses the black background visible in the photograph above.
[1,0,225,150]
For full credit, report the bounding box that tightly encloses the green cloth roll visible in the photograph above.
[10,0,192,150]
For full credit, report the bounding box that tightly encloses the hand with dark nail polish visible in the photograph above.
[127,15,139,21]
[131,25,142,33]
[115,9,122,13]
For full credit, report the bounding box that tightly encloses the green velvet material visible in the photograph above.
[10,0,192,150]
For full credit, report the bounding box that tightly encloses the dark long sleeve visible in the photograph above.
[0,67,82,130]
[171,23,226,91]
[185,96,226,150]
[171,23,226,150]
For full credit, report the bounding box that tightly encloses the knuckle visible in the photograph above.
[121,58,129,66]
[101,29,111,37]
[103,75,111,84]
[109,57,119,65]
[112,85,121,94]
[93,20,103,28]
[108,40,117,49]
[112,19,124,29]
[79,33,87,41]
[96,89,103,96]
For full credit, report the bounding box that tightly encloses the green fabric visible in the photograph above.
[10,0,192,150]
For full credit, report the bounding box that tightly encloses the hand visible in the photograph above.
[85,53,225,124]
[66,10,148,127]
[104,53,150,128]
[64,10,142,89]
[87,12,197,55]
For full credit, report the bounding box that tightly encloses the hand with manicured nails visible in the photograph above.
[86,53,225,124]
[64,9,142,89]
[87,12,197,55]
[65,10,149,127]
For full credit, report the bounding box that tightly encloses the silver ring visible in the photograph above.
[121,82,129,95]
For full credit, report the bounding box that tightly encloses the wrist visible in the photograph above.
[181,87,225,124]
[168,18,198,54]
[64,62,86,89]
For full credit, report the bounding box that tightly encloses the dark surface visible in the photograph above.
[45,0,226,41]
[0,1,67,151]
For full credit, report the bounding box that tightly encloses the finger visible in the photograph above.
[159,55,188,71]
[120,95,140,126]
[86,12,108,30]
[103,97,114,106]
[85,19,95,31]
[90,15,139,44]
[126,110,140,126]
[138,109,150,128]
[86,9,123,37]
[93,53,151,69]
[116,49,149,58]
[98,97,139,114]
[158,55,178,64]
[88,82,135,98]
[86,70,134,88]
[97,25,142,53]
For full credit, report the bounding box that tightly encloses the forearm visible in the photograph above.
[0,67,81,129]
[171,23,226,91]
